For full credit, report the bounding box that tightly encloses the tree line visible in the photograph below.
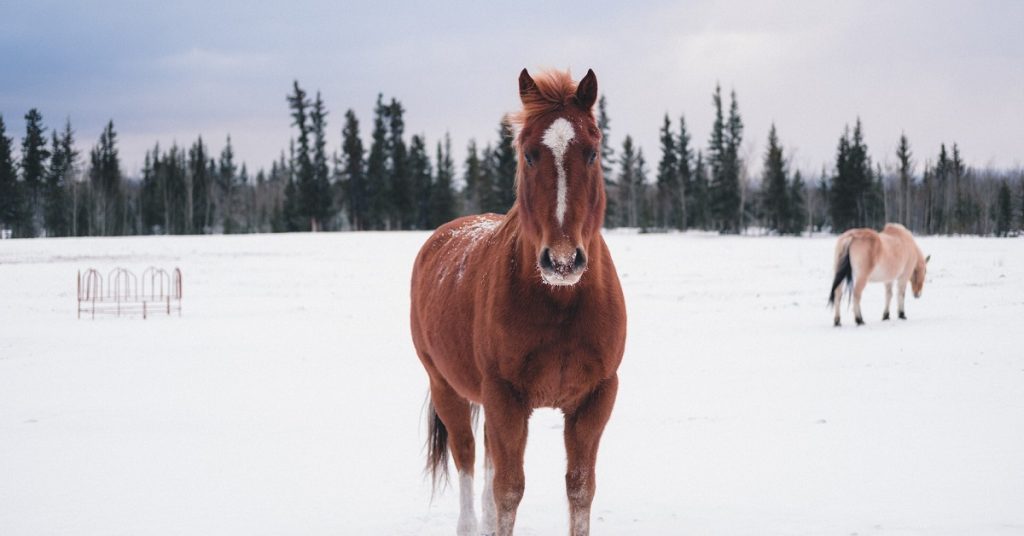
[1,83,1022,238]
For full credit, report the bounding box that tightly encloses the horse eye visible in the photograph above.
[586,149,597,166]
[524,149,539,167]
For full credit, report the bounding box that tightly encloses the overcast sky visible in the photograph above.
[2,0,1022,179]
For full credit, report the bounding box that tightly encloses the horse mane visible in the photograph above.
[506,69,579,143]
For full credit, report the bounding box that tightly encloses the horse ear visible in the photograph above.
[575,68,598,110]
[519,68,537,102]
[925,254,931,264]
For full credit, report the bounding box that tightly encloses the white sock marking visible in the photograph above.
[481,458,497,533]
[541,117,576,226]
[457,471,478,536]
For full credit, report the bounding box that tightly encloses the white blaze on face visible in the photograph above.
[541,117,576,227]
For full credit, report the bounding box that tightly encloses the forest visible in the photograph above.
[1,81,1021,239]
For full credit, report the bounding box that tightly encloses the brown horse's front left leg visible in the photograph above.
[564,375,619,536]
[483,379,530,536]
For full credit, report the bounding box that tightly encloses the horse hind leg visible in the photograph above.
[882,282,893,321]
[897,277,909,320]
[833,284,843,327]
[852,273,868,326]
[480,427,497,535]
[427,378,479,536]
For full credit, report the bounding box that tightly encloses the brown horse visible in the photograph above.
[829,223,929,326]
[410,69,626,536]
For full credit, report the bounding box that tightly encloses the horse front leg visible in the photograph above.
[483,380,530,536]
[897,277,909,319]
[564,375,619,536]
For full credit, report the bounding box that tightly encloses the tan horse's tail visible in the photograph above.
[828,234,854,306]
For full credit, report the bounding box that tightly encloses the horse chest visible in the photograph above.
[489,310,614,410]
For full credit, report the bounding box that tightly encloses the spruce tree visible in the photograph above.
[43,119,76,237]
[0,115,22,237]
[617,136,639,228]
[677,115,692,230]
[429,134,457,228]
[723,90,744,232]
[995,180,1012,237]
[187,136,210,234]
[636,148,653,230]
[340,109,367,230]
[310,93,331,230]
[89,121,123,236]
[20,109,50,236]
[218,136,238,233]
[655,114,679,229]
[288,81,314,231]
[463,140,484,214]
[787,170,807,235]
[761,124,789,234]
[365,95,389,229]
[492,119,517,213]
[141,143,164,234]
[708,85,743,232]
[829,120,872,232]
[691,150,709,230]
[896,133,913,228]
[597,95,616,228]
[387,98,412,229]
[409,134,432,230]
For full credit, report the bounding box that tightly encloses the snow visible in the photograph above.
[1,231,1023,535]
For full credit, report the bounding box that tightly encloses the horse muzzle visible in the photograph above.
[538,246,587,286]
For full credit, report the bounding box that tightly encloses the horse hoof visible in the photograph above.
[882,312,890,321]
[834,318,841,327]
[855,316,865,326]
[899,312,907,320]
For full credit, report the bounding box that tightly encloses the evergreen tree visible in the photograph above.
[218,136,238,233]
[463,140,484,214]
[761,124,789,233]
[409,134,432,230]
[829,120,873,232]
[20,108,50,236]
[288,81,314,231]
[310,93,332,230]
[787,170,807,235]
[995,180,1013,237]
[365,95,389,229]
[429,134,457,228]
[0,115,23,237]
[708,85,743,232]
[187,136,211,233]
[340,109,367,230]
[677,115,692,230]
[896,133,913,228]
[89,121,123,236]
[43,119,77,237]
[387,98,412,229]
[636,148,653,230]
[617,136,639,228]
[597,95,617,227]
[492,119,517,213]
[690,150,709,230]
[655,114,679,229]
[480,143,503,214]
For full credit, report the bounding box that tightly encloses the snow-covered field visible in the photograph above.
[1,231,1023,535]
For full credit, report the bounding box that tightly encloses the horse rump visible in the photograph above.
[828,242,853,306]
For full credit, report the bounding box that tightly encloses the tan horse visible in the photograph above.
[829,223,929,326]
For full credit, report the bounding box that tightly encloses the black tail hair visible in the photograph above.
[828,250,853,306]
[425,402,450,495]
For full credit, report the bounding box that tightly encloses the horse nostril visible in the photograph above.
[574,247,587,271]
[539,248,554,271]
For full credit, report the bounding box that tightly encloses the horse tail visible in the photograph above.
[828,235,854,306]
[425,400,450,495]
